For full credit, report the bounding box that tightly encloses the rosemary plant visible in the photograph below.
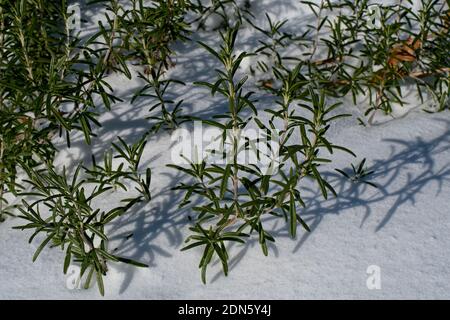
[169,25,256,283]
[195,0,253,31]
[121,0,191,132]
[0,0,131,219]
[169,25,354,283]
[2,0,447,292]
[297,0,450,121]
[15,136,151,296]
[246,13,296,87]
[336,158,378,188]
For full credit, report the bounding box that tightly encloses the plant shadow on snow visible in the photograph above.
[97,108,448,287]
[56,0,318,166]
[208,118,450,282]
[53,78,450,289]
[43,0,450,291]
[104,168,227,294]
[55,42,450,291]
[302,118,450,233]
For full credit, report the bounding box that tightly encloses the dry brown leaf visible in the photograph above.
[259,79,274,89]
[388,37,421,67]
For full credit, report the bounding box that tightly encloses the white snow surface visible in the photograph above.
[1,0,450,299]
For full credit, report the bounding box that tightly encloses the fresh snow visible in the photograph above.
[0,0,449,299]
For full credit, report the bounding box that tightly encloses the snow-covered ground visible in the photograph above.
[1,0,449,299]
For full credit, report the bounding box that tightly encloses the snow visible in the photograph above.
[1,0,450,299]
